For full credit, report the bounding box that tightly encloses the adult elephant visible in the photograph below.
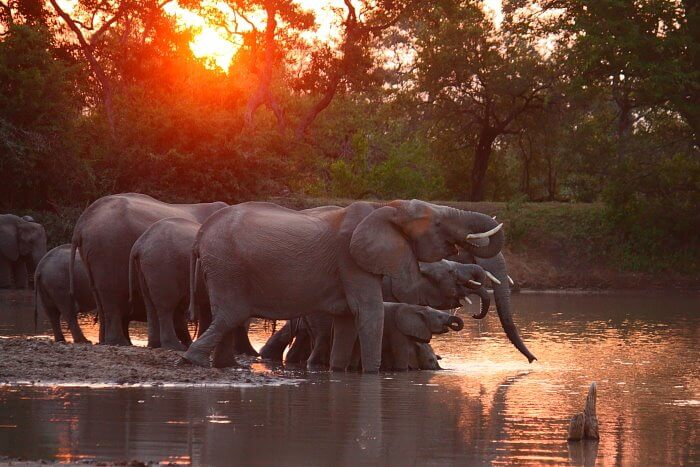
[451,249,537,363]
[70,193,227,345]
[0,214,47,289]
[183,199,505,373]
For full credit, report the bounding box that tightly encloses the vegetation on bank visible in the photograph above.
[1,1,698,283]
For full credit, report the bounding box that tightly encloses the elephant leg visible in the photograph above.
[212,328,240,368]
[173,304,192,348]
[343,277,384,373]
[306,315,332,369]
[389,333,410,371]
[195,298,213,339]
[99,292,131,346]
[183,314,233,367]
[144,296,161,348]
[45,304,66,342]
[330,314,358,372]
[67,311,90,344]
[259,321,293,361]
[232,321,258,356]
[59,293,90,344]
[347,340,362,372]
[158,307,186,351]
[12,261,29,289]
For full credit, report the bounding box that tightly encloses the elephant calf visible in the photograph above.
[380,303,462,371]
[1,214,47,289]
[34,244,93,343]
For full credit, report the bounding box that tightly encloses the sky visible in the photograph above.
[164,0,504,72]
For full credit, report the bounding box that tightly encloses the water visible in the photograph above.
[0,290,698,465]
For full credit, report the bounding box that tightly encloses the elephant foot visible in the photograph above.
[105,336,132,346]
[179,352,211,368]
[161,340,187,352]
[73,338,92,345]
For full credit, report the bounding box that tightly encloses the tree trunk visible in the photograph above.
[470,128,497,201]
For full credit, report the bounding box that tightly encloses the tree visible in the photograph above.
[409,0,558,200]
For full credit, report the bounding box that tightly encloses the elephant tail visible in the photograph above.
[188,246,200,322]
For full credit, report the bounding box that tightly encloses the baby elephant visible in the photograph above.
[34,244,93,343]
[380,303,463,371]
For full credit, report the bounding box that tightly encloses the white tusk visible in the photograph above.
[508,275,515,286]
[492,215,497,220]
[460,297,473,306]
[468,280,481,286]
[466,223,503,240]
[485,270,501,285]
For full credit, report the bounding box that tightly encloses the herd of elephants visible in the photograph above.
[0,193,537,373]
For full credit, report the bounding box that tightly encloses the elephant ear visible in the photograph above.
[395,308,432,343]
[0,222,19,261]
[349,206,422,302]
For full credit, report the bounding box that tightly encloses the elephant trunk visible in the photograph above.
[454,210,505,259]
[447,315,464,331]
[468,287,491,319]
[476,254,536,363]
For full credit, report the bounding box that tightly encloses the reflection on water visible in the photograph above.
[0,291,698,464]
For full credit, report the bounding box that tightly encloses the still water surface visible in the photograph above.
[0,291,698,465]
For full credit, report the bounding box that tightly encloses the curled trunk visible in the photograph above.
[467,287,491,319]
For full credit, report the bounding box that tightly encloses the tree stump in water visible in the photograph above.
[567,382,600,441]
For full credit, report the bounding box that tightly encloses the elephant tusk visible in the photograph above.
[466,223,503,240]
[492,215,497,220]
[485,270,502,285]
[508,275,515,286]
[460,297,473,306]
[468,280,481,286]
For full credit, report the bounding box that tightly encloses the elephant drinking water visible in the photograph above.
[182,199,504,373]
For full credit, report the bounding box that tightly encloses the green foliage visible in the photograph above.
[324,134,446,200]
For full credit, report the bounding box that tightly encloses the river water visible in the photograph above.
[0,291,698,465]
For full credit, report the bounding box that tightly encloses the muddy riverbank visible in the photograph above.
[0,337,293,387]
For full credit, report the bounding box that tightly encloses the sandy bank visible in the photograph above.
[0,337,295,388]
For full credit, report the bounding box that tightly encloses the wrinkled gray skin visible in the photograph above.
[0,214,47,289]
[34,244,93,343]
[71,193,227,345]
[128,218,201,350]
[184,200,504,373]
[259,259,491,368]
[451,248,537,363]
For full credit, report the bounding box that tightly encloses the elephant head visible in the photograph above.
[0,215,47,276]
[394,305,464,344]
[417,260,495,318]
[349,200,504,304]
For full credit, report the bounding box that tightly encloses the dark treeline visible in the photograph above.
[1,0,698,272]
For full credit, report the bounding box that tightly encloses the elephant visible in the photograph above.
[409,342,442,370]
[70,193,227,345]
[380,303,463,371]
[0,214,47,289]
[259,258,494,368]
[34,244,93,343]
[128,217,199,350]
[450,248,537,363]
[183,199,505,372]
